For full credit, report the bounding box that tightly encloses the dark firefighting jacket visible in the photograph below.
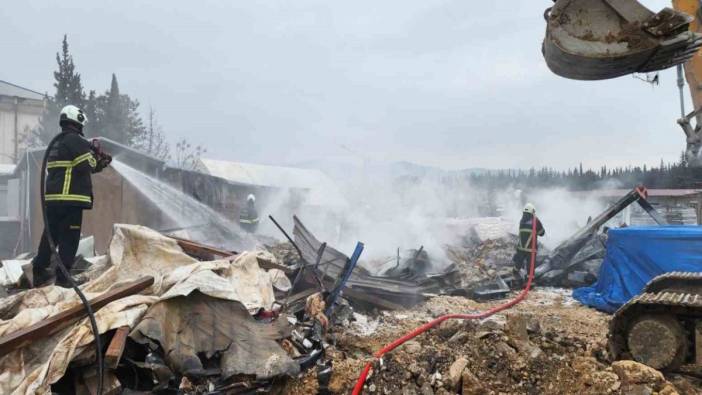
[45,126,97,208]
[517,213,545,253]
[239,204,260,226]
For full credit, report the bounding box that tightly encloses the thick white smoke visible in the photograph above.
[497,187,610,249]
[256,163,618,270]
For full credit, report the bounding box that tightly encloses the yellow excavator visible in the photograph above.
[543,0,702,161]
[543,1,702,372]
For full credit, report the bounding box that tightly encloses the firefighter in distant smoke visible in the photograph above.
[32,105,111,287]
[512,203,545,280]
[239,194,260,233]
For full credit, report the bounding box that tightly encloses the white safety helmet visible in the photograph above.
[59,105,88,127]
[247,194,256,203]
[523,203,536,215]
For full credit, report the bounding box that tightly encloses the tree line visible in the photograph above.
[28,35,204,169]
[467,153,702,190]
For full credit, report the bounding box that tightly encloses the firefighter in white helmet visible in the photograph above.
[239,193,259,233]
[33,105,111,287]
[512,203,545,281]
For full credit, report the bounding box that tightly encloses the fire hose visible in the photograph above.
[40,132,105,395]
[351,215,539,394]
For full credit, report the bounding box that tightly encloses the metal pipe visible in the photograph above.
[324,242,364,318]
[678,64,687,119]
[13,97,19,163]
[269,215,306,265]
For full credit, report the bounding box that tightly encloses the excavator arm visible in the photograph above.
[673,0,702,102]
[543,0,702,80]
[542,0,702,163]
[672,0,702,162]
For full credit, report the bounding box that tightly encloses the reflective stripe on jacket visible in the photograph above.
[516,215,545,253]
[239,206,259,224]
[45,129,97,208]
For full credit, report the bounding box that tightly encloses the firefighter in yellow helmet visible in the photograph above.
[512,203,545,280]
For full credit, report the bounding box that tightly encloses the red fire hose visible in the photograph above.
[351,216,539,395]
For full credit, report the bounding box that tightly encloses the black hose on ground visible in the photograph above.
[40,131,103,395]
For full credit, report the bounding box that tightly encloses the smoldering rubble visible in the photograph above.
[0,192,699,394]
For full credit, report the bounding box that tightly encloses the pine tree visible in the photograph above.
[54,35,84,107]
[94,73,150,146]
[680,151,688,168]
[28,35,85,146]
[26,34,169,158]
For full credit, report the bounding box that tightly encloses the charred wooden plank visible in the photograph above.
[104,326,129,369]
[0,276,154,356]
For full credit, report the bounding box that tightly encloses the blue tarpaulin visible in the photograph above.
[573,226,702,313]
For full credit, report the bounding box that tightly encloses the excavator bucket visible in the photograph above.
[544,0,702,80]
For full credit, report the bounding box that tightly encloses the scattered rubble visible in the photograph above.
[294,291,702,395]
[267,241,301,267]
[445,234,522,290]
[1,212,700,394]
[0,224,328,394]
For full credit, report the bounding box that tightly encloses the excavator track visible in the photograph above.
[609,272,702,371]
[643,271,702,293]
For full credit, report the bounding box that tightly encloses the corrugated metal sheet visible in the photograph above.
[199,158,322,188]
[0,80,44,101]
[197,158,348,208]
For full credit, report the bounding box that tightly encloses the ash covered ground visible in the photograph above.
[283,289,702,395]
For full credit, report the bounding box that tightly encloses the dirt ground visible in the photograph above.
[284,288,702,395]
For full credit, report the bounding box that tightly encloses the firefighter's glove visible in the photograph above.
[93,151,112,173]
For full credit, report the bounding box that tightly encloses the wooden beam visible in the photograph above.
[252,255,293,273]
[170,235,236,259]
[0,276,154,356]
[104,326,129,369]
[170,235,292,273]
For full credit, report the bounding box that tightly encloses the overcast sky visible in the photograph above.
[0,0,689,170]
